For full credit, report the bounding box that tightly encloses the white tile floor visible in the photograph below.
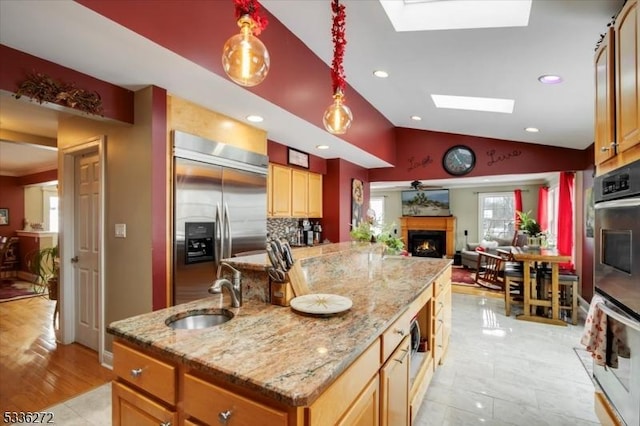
[37,293,597,426]
[415,293,598,426]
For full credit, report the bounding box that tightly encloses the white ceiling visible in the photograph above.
[0,0,623,185]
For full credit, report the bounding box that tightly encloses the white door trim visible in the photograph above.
[60,136,106,364]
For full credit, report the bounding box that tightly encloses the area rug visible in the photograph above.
[451,266,478,286]
[0,280,45,303]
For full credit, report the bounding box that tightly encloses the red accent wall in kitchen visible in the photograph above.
[18,169,57,186]
[151,86,168,311]
[267,140,327,175]
[76,0,396,165]
[369,128,591,182]
[0,176,24,238]
[324,158,369,243]
[0,45,134,124]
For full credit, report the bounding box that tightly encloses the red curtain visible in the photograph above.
[557,172,575,270]
[514,189,522,229]
[537,186,549,232]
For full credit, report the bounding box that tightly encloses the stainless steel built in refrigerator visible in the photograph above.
[172,130,268,305]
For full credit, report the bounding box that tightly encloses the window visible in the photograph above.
[370,196,385,233]
[546,185,559,247]
[478,192,515,240]
[42,186,59,232]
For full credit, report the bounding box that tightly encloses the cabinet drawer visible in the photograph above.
[434,326,445,365]
[113,341,176,405]
[184,373,288,426]
[433,267,451,298]
[381,308,413,362]
[112,381,177,426]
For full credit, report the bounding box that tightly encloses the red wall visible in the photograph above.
[19,169,57,186]
[77,0,397,165]
[324,158,370,243]
[0,176,25,237]
[0,45,134,124]
[369,128,591,182]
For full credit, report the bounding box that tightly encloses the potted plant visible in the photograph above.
[27,245,59,300]
[350,220,375,243]
[516,210,544,246]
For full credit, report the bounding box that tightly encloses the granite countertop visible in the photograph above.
[108,244,451,407]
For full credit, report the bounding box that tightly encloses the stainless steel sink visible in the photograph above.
[165,309,234,330]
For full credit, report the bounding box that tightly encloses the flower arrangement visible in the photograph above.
[350,219,405,255]
[516,210,542,236]
[13,72,103,116]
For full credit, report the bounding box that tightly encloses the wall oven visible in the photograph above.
[593,159,640,426]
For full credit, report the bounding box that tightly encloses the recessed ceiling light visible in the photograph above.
[373,70,389,78]
[431,94,515,114]
[410,115,422,121]
[538,75,563,84]
[316,144,330,150]
[525,127,539,133]
[246,114,264,123]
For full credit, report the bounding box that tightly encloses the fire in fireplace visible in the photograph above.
[408,230,446,258]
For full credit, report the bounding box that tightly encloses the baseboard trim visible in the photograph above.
[101,350,113,370]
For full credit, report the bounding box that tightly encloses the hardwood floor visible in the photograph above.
[0,294,112,413]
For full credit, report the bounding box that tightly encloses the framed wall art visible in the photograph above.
[351,179,364,227]
[288,148,309,169]
[0,208,8,225]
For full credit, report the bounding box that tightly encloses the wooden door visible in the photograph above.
[74,152,100,350]
[380,336,410,426]
[307,172,323,218]
[594,27,616,165]
[615,0,640,152]
[270,164,292,217]
[337,376,380,426]
[291,169,308,217]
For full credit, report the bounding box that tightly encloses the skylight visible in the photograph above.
[431,94,515,114]
[379,0,532,32]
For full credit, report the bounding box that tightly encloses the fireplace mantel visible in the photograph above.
[400,216,456,257]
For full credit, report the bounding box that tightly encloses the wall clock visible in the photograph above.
[442,145,475,176]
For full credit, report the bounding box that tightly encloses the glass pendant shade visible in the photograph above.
[323,92,353,134]
[222,15,270,87]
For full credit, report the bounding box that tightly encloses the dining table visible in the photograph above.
[510,246,572,326]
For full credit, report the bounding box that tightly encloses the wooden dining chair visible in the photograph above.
[0,237,20,279]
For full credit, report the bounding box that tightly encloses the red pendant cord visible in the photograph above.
[233,0,268,35]
[330,0,347,95]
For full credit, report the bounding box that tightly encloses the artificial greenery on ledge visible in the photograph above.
[13,71,104,116]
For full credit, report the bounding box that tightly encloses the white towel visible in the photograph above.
[580,294,630,367]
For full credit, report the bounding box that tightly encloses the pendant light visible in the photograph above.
[222,0,270,87]
[323,0,353,134]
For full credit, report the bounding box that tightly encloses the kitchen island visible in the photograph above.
[108,242,452,425]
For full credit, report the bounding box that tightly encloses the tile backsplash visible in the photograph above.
[267,218,301,242]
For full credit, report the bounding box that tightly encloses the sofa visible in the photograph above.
[460,237,515,269]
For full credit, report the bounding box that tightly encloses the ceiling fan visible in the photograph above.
[410,180,442,191]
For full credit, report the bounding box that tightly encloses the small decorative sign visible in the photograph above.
[0,208,8,225]
[288,148,309,169]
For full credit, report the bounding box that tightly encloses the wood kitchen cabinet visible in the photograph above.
[291,169,308,217]
[380,336,410,426]
[268,163,323,218]
[595,0,640,175]
[269,163,292,217]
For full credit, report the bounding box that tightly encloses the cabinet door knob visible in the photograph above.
[394,348,410,364]
[218,410,232,424]
[600,146,610,152]
[394,328,405,336]
[70,256,79,263]
[130,368,143,378]
[160,422,172,426]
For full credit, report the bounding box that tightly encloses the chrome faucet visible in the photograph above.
[208,262,242,307]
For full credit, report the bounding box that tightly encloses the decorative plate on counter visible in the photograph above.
[290,294,352,316]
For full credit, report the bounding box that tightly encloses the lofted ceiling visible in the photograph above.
[0,0,623,185]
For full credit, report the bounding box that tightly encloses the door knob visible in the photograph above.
[70,256,79,263]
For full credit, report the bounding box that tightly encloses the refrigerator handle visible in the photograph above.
[224,202,232,258]
[215,203,222,264]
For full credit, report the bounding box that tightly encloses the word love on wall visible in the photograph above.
[486,149,522,167]
[407,155,434,172]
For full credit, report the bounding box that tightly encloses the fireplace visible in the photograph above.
[399,216,457,258]
[408,230,446,258]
